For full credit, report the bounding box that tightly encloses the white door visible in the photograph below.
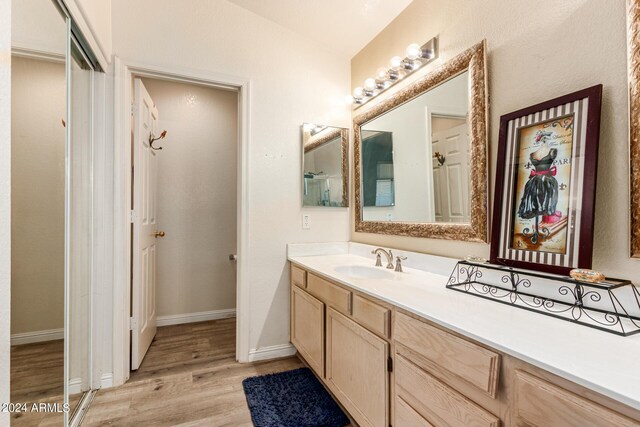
[131,78,160,370]
[432,123,470,223]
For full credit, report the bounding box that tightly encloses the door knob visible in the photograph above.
[154,231,166,238]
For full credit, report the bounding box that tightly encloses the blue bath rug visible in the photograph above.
[242,367,350,427]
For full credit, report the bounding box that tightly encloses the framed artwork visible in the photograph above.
[490,85,602,275]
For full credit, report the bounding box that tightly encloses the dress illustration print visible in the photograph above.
[517,148,559,220]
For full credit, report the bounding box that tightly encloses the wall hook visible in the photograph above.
[433,151,445,166]
[149,130,167,150]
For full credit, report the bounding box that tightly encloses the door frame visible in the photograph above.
[112,57,251,386]
[424,106,468,220]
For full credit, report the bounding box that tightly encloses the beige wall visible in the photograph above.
[351,0,640,279]
[11,0,66,56]
[1,0,11,418]
[74,0,112,60]
[141,78,238,317]
[111,0,352,355]
[11,56,66,334]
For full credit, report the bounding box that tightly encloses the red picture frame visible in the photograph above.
[490,85,602,276]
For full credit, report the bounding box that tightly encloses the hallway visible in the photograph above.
[82,318,303,426]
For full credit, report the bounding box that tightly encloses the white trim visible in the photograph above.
[99,373,113,389]
[111,57,251,387]
[236,79,252,363]
[156,309,236,327]
[10,329,64,346]
[247,344,297,362]
[63,19,72,426]
[11,45,65,64]
[91,68,111,391]
[111,56,131,387]
[60,0,109,70]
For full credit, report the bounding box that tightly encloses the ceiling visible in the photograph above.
[226,0,413,58]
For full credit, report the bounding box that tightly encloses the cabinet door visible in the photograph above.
[326,307,389,427]
[513,370,636,427]
[291,285,325,377]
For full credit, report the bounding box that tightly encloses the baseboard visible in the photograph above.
[100,373,113,388]
[156,308,236,327]
[11,328,64,346]
[68,378,82,395]
[248,343,296,362]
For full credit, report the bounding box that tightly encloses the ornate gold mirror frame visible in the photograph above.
[628,0,640,257]
[353,40,488,242]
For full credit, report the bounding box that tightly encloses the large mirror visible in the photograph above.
[302,123,349,207]
[354,41,488,242]
[11,0,98,424]
[10,1,68,425]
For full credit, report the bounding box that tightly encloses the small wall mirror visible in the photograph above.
[354,41,488,241]
[302,123,349,207]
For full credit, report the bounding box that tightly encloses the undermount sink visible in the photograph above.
[334,265,395,280]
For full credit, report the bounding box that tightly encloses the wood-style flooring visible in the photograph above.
[10,340,81,426]
[82,317,304,426]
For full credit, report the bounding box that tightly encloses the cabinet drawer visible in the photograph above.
[513,370,636,427]
[290,264,307,288]
[395,396,434,427]
[307,273,352,314]
[395,311,500,397]
[291,285,324,377]
[395,354,500,427]
[352,295,390,338]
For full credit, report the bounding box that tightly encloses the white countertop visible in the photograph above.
[287,242,640,411]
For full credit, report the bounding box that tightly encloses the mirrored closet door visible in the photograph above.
[10,1,68,425]
[10,0,99,425]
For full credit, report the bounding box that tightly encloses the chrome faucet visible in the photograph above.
[371,248,394,269]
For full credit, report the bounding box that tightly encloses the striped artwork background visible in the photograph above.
[497,98,589,268]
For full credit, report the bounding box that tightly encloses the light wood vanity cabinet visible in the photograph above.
[306,272,352,315]
[290,264,391,427]
[512,370,637,427]
[392,310,640,427]
[394,311,500,398]
[326,307,389,427]
[290,284,324,377]
[289,263,640,427]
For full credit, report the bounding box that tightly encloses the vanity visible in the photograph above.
[288,243,640,427]
[293,32,640,426]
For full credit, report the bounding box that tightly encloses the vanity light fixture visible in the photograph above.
[349,36,438,107]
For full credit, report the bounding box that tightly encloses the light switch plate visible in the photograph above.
[302,214,311,229]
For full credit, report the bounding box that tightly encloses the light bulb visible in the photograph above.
[390,56,403,70]
[353,86,364,98]
[376,67,388,80]
[406,43,422,60]
[364,78,376,91]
